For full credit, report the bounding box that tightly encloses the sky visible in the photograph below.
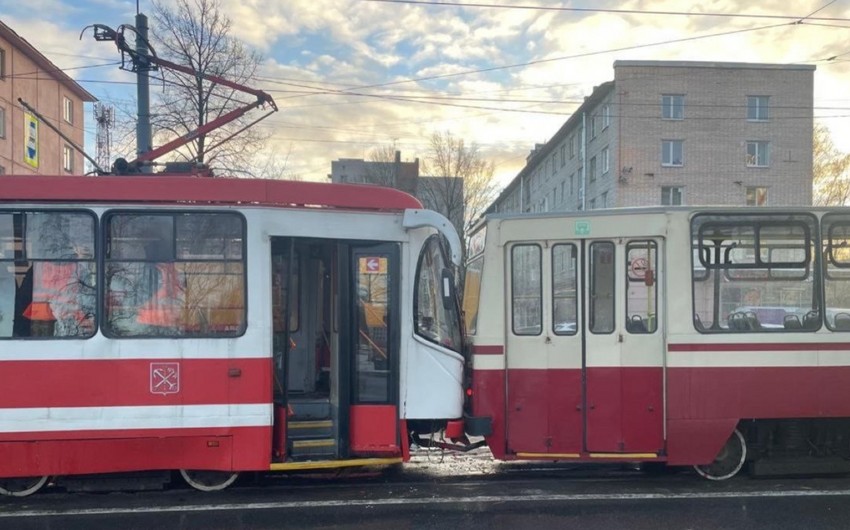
[2,0,850,188]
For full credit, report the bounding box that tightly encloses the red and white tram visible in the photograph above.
[0,175,465,495]
[463,207,850,479]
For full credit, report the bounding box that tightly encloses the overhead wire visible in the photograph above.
[362,0,850,23]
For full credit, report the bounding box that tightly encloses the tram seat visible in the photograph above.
[834,312,850,331]
[626,315,647,333]
[728,311,761,331]
[693,313,705,331]
[728,312,749,331]
[783,315,802,330]
[803,310,820,330]
[743,311,762,331]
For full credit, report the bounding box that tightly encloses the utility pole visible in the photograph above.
[135,12,153,173]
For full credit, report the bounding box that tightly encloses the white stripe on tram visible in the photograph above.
[5,488,850,518]
[0,403,272,433]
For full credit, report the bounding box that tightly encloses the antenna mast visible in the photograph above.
[94,102,114,172]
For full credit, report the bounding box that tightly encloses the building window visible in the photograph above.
[569,135,575,159]
[0,165,5,175]
[589,198,596,210]
[662,94,684,120]
[63,97,74,124]
[560,181,565,203]
[746,187,768,206]
[560,144,566,167]
[589,156,597,182]
[589,116,597,139]
[746,141,770,167]
[662,140,683,166]
[551,155,556,175]
[0,48,5,80]
[569,173,574,195]
[0,106,5,138]
[661,186,683,206]
[602,104,610,129]
[600,191,608,208]
[62,145,73,173]
[747,96,769,121]
[601,146,609,174]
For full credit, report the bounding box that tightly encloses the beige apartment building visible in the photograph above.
[489,60,815,213]
[0,21,96,176]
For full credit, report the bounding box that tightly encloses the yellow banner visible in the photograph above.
[24,112,38,168]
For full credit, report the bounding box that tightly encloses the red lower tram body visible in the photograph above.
[0,357,411,480]
[471,342,850,476]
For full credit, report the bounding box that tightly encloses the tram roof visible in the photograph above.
[0,175,423,211]
[479,205,850,223]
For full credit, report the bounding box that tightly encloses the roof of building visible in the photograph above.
[487,81,615,212]
[614,60,815,71]
[0,21,97,102]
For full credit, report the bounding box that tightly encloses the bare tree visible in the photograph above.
[253,147,301,180]
[813,122,850,206]
[149,0,270,175]
[365,143,402,187]
[420,131,498,254]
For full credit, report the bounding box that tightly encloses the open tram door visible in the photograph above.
[270,237,400,464]
[505,234,665,458]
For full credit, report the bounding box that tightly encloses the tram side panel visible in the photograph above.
[0,207,274,478]
[465,241,509,460]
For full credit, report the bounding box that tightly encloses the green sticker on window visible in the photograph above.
[575,220,591,236]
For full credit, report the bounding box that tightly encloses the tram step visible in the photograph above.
[287,399,331,420]
[752,456,850,476]
[289,437,338,459]
[287,419,334,439]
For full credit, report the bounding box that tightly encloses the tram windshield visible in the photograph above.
[414,235,462,352]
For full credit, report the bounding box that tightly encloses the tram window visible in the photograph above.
[691,213,818,333]
[822,216,850,331]
[415,235,462,351]
[354,253,392,403]
[271,253,299,333]
[626,241,657,334]
[589,241,615,334]
[463,255,484,335]
[511,244,542,335]
[0,211,96,339]
[104,212,246,338]
[552,244,578,335]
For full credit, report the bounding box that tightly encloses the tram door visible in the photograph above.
[505,238,664,456]
[271,238,337,460]
[271,238,399,461]
[583,238,664,454]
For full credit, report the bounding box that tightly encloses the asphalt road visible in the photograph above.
[3,457,850,529]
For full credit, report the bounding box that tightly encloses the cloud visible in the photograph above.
[7,0,850,185]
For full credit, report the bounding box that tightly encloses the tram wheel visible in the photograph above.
[0,475,49,497]
[179,469,239,492]
[693,428,747,481]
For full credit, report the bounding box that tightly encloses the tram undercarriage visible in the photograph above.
[695,418,850,480]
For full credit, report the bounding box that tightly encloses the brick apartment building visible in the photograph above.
[0,20,96,176]
[489,60,815,213]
